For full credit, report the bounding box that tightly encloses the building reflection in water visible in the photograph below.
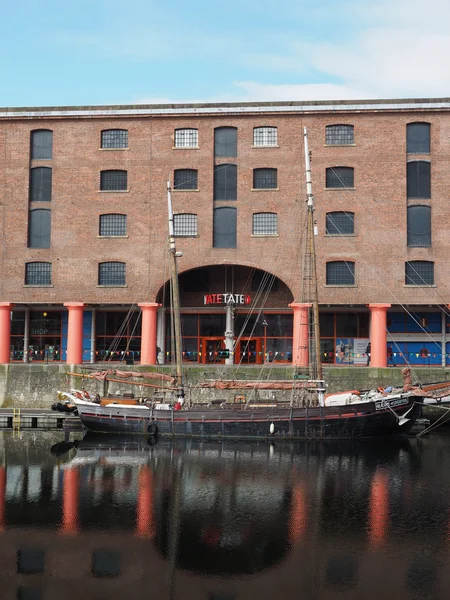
[0,432,450,599]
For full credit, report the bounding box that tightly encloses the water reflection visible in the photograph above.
[1,431,450,598]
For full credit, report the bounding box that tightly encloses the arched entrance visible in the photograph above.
[156,265,294,365]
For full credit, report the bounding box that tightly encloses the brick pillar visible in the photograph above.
[61,468,79,536]
[136,466,154,538]
[289,303,311,367]
[139,303,160,365]
[368,304,391,368]
[0,303,13,364]
[64,303,85,364]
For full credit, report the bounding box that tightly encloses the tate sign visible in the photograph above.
[204,293,251,305]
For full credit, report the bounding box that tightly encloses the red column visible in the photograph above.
[136,466,154,538]
[139,303,160,365]
[0,303,13,364]
[368,304,391,368]
[64,303,85,364]
[61,467,80,536]
[368,471,389,548]
[289,303,311,367]
[0,466,6,532]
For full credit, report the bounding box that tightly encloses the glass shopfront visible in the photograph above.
[11,310,63,361]
[95,311,141,362]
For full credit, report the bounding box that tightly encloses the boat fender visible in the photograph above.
[57,392,65,402]
[377,387,385,393]
[147,422,158,436]
[269,422,275,435]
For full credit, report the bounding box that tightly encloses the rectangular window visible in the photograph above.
[253,213,278,235]
[29,167,52,202]
[253,127,278,146]
[99,214,127,236]
[174,128,198,148]
[253,168,277,189]
[174,169,198,190]
[98,262,126,286]
[407,161,431,199]
[325,125,354,145]
[407,123,430,154]
[101,129,128,149]
[214,164,237,201]
[25,263,52,285]
[405,261,434,285]
[407,205,431,247]
[326,261,355,285]
[326,212,355,235]
[174,214,198,237]
[213,207,237,248]
[214,127,237,157]
[28,209,51,249]
[17,549,45,574]
[31,130,52,160]
[100,170,127,191]
[326,167,354,188]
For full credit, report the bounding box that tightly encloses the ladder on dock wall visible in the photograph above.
[12,408,21,431]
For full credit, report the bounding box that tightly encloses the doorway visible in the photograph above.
[200,337,226,364]
[235,338,262,364]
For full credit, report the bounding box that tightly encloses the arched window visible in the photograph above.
[101,129,128,149]
[253,168,277,189]
[326,261,355,285]
[214,164,237,200]
[326,212,355,235]
[326,167,354,188]
[99,214,127,236]
[174,214,198,237]
[253,126,278,146]
[214,127,237,157]
[174,128,198,148]
[25,262,52,285]
[213,207,237,248]
[407,205,431,247]
[326,125,354,145]
[28,209,51,248]
[98,262,126,286]
[29,167,52,202]
[253,212,278,235]
[100,170,127,191]
[174,169,198,190]
[405,261,434,285]
[407,161,430,198]
[31,130,53,160]
[407,122,430,153]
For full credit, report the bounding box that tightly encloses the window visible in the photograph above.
[17,549,45,574]
[100,170,127,191]
[326,167,354,188]
[174,213,198,236]
[407,161,430,198]
[101,129,128,149]
[99,214,127,236]
[29,167,52,202]
[407,205,431,247]
[213,207,237,248]
[326,212,355,235]
[253,126,278,146]
[253,212,278,235]
[326,261,355,285]
[326,125,354,145]
[174,128,198,148]
[407,123,430,153]
[405,261,434,285]
[28,209,50,248]
[214,164,237,200]
[98,262,126,286]
[30,130,52,160]
[174,169,198,190]
[253,168,277,189]
[92,550,121,578]
[25,262,52,285]
[214,127,237,157]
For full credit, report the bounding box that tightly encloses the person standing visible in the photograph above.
[366,342,371,366]
[387,344,395,367]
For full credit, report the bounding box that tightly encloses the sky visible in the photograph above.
[1,0,449,107]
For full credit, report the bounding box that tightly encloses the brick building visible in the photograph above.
[0,98,449,368]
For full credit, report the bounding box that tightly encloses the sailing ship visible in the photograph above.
[62,127,424,439]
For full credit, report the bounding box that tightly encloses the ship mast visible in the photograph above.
[303,127,323,383]
[167,180,185,401]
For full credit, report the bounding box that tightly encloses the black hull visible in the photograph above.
[76,398,421,440]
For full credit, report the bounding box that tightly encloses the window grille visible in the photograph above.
[253,127,278,146]
[326,212,355,235]
[253,168,277,189]
[405,261,434,285]
[326,167,354,188]
[99,214,127,236]
[213,207,237,248]
[174,169,198,190]
[25,262,52,285]
[325,125,354,145]
[253,212,278,235]
[214,127,237,157]
[407,123,430,153]
[29,167,52,202]
[174,213,198,237]
[100,170,127,191]
[174,128,198,148]
[214,164,237,200]
[326,261,355,285]
[407,161,431,198]
[31,130,53,159]
[407,205,431,247]
[101,129,128,149]
[98,262,126,286]
[28,209,51,248]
